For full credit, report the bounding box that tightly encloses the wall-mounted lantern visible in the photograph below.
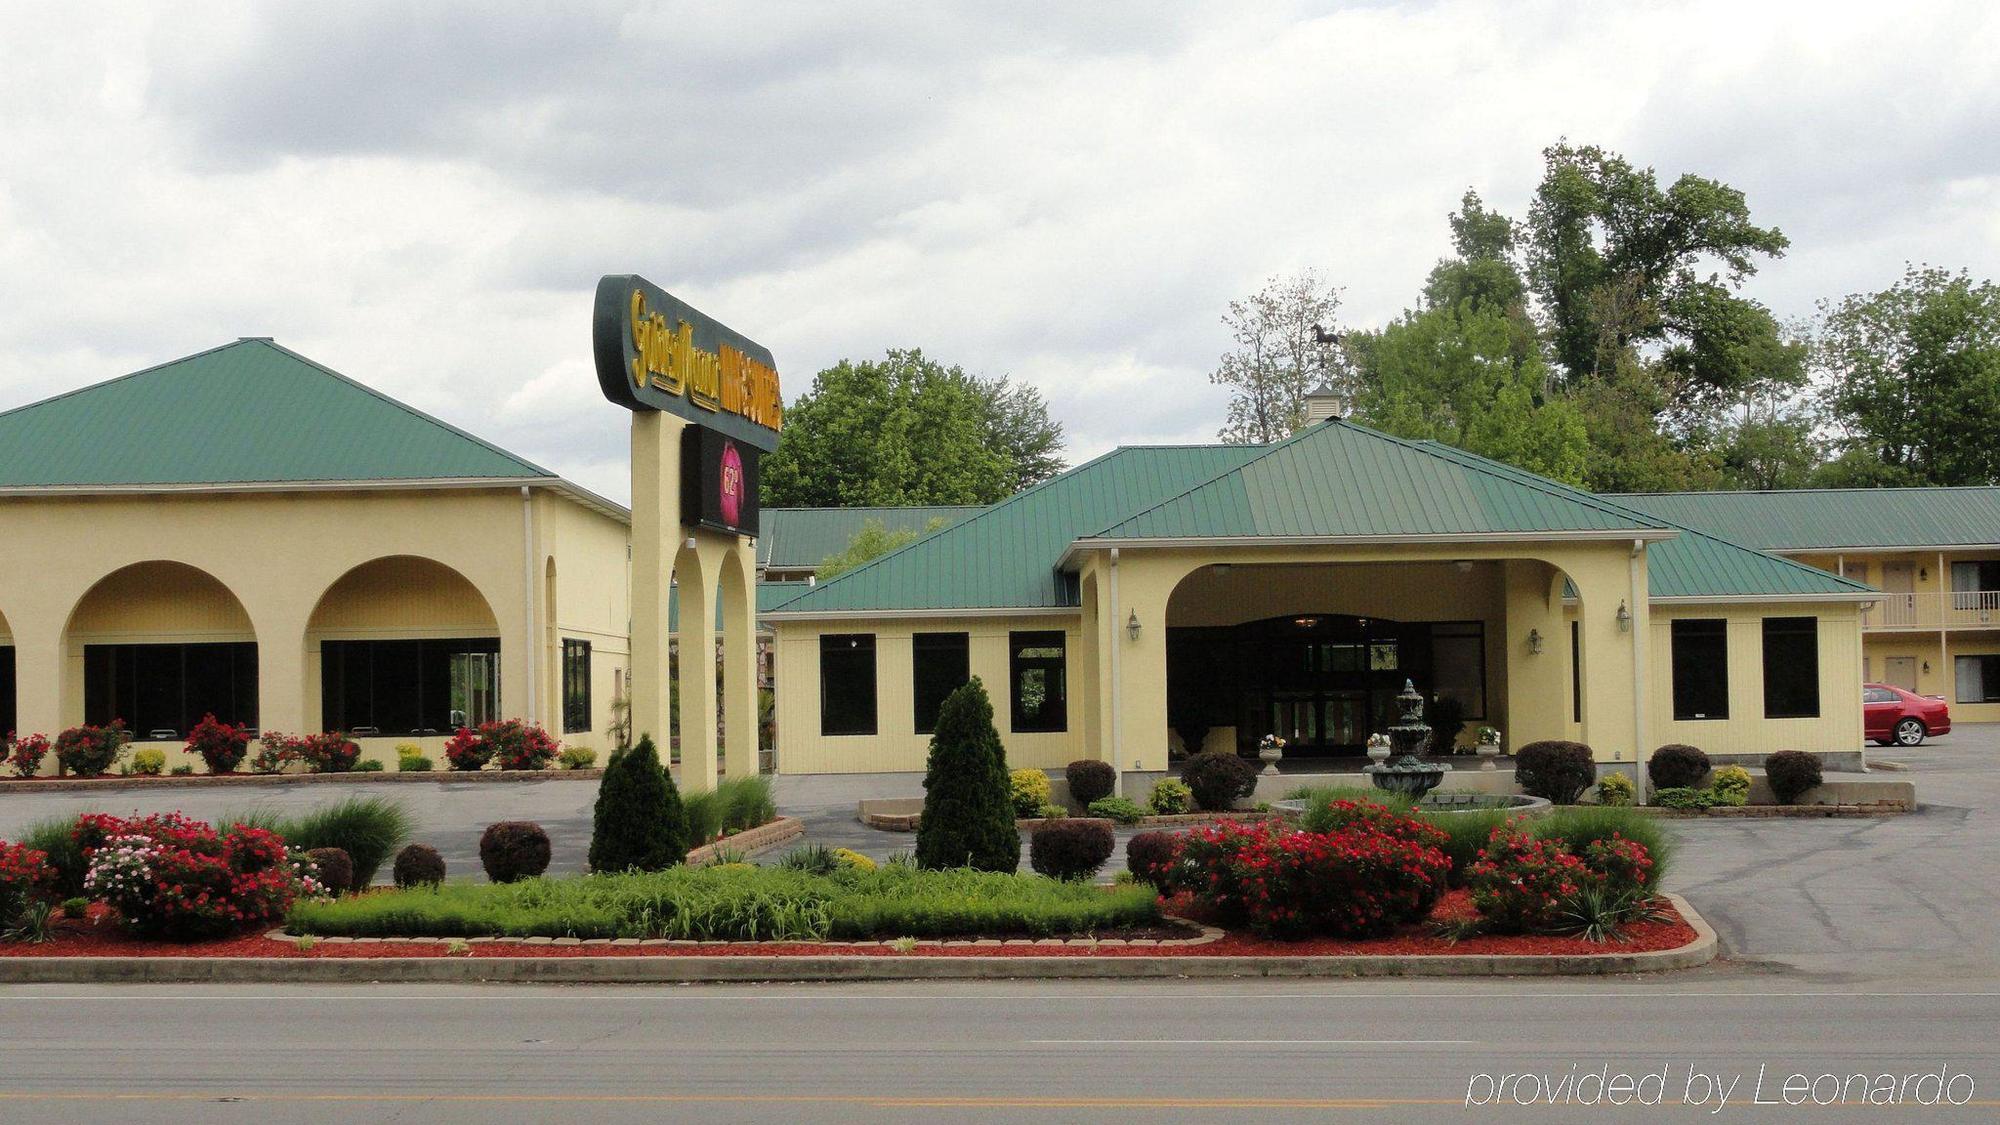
[1616,600,1632,632]
[1126,610,1142,642]
[1527,627,1544,655]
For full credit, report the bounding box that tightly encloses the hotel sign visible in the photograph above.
[592,273,783,451]
[682,424,759,537]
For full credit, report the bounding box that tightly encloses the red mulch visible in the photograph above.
[0,893,1695,960]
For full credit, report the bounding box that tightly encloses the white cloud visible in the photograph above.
[0,1,1994,505]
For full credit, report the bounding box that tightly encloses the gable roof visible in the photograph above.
[0,339,558,489]
[1087,419,1673,543]
[758,505,983,571]
[1617,487,2000,552]
[766,444,1266,615]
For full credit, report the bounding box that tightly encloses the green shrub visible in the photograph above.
[1034,803,1067,820]
[1180,751,1257,811]
[1595,773,1636,807]
[19,818,87,898]
[289,864,1160,942]
[1009,768,1052,817]
[480,822,552,883]
[60,897,87,919]
[915,679,1019,873]
[1652,786,1716,809]
[777,843,840,876]
[1064,760,1116,805]
[683,776,777,842]
[395,743,425,763]
[238,796,414,889]
[169,764,195,777]
[397,753,434,772]
[1029,819,1116,881]
[1146,778,1193,815]
[130,748,166,776]
[1125,830,1179,888]
[1530,806,1676,886]
[355,759,384,773]
[1515,741,1596,804]
[1647,744,1710,790]
[588,735,689,873]
[393,844,447,888]
[1415,809,1513,886]
[559,746,598,770]
[1087,797,1145,825]
[1764,751,1823,804]
[1709,765,1752,806]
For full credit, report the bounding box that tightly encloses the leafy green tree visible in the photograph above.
[1815,266,2000,485]
[1565,357,1725,493]
[914,678,1020,873]
[762,350,1064,507]
[1524,142,1793,420]
[1211,270,1346,444]
[587,735,689,872]
[1716,407,1824,490]
[816,516,950,579]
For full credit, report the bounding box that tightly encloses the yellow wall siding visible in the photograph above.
[536,491,633,744]
[773,614,1085,773]
[1648,604,1863,756]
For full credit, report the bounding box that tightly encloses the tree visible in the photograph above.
[914,678,1019,872]
[816,516,950,579]
[761,349,1065,507]
[1211,271,1346,444]
[1815,266,2000,486]
[1524,142,1793,422]
[587,735,689,872]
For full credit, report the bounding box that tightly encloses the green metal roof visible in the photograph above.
[0,339,556,487]
[1412,444,1875,599]
[758,506,982,570]
[768,445,1265,613]
[1617,487,2000,552]
[1094,419,1669,540]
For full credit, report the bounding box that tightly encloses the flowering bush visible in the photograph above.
[54,721,127,777]
[79,812,313,941]
[447,720,560,771]
[1176,811,1450,940]
[250,732,300,774]
[1466,824,1657,934]
[186,714,251,774]
[296,732,361,774]
[6,732,50,779]
[0,841,56,928]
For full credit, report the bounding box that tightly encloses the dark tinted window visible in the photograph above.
[1009,631,1067,732]
[820,634,877,735]
[322,638,499,734]
[911,632,969,735]
[1670,619,1729,720]
[1762,617,1820,718]
[562,639,592,733]
[85,642,258,736]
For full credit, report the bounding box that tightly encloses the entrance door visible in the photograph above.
[1883,655,1918,692]
[1882,563,1916,626]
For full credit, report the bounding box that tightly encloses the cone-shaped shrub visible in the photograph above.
[588,735,690,873]
[915,678,1020,873]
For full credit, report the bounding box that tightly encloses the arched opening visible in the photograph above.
[0,607,14,737]
[306,556,501,735]
[717,547,756,776]
[64,561,257,739]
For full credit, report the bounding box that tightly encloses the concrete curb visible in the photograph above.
[0,769,605,793]
[0,894,1717,984]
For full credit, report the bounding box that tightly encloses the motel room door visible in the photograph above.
[1882,655,1919,693]
[1881,563,1917,626]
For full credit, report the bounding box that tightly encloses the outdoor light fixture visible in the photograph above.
[1214,563,1233,574]
[1527,627,1543,655]
[1454,560,1474,573]
[1126,610,1142,641]
[683,535,698,550]
[1923,661,1932,674]
[1920,567,1929,580]
[1293,616,1320,629]
[1616,600,1632,631]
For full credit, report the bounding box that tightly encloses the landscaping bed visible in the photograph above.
[0,768,605,793]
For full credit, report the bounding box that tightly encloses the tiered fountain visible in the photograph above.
[1362,678,1452,798]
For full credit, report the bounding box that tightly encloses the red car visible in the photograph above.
[1863,683,1950,746]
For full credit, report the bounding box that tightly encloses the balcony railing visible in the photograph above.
[1861,590,2000,630]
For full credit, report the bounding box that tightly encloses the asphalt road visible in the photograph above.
[0,978,1994,1123]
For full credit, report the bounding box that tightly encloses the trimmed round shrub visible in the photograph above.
[1147,778,1193,815]
[130,748,166,776]
[1595,773,1636,807]
[1709,764,1752,806]
[915,679,1019,873]
[298,732,361,774]
[1514,741,1596,805]
[589,736,690,873]
[1065,760,1116,806]
[479,821,552,883]
[393,843,447,888]
[1764,750,1823,805]
[185,714,251,774]
[1029,818,1115,881]
[305,847,354,895]
[1647,744,1711,790]
[1009,768,1053,818]
[54,722,126,778]
[1179,751,1257,812]
[1125,830,1180,888]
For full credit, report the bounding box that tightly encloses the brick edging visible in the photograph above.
[0,769,606,793]
[0,895,1717,983]
[1625,802,1912,818]
[683,817,804,865]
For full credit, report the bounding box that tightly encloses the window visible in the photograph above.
[911,632,969,734]
[1952,561,2000,612]
[0,646,13,738]
[1864,685,1899,704]
[1762,617,1820,718]
[1670,619,1729,720]
[1956,655,2000,703]
[1009,631,1068,732]
[1569,620,1581,724]
[321,638,499,735]
[562,639,592,733]
[85,642,258,737]
[819,634,877,735]
[1430,623,1485,718]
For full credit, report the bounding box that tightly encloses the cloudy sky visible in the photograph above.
[1,1,1995,503]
